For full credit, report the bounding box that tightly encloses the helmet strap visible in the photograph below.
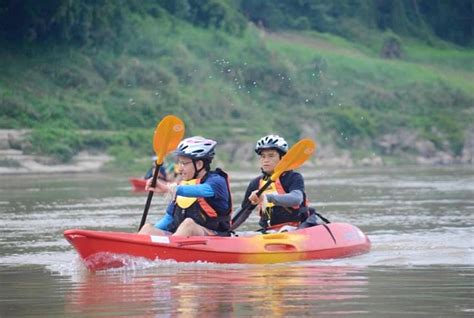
[192,160,199,179]
[276,149,285,158]
[192,159,208,179]
[261,168,272,181]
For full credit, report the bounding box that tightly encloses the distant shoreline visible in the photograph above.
[0,129,472,175]
[0,151,112,175]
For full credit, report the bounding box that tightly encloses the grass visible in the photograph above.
[0,16,472,164]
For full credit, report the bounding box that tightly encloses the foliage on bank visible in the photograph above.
[0,1,473,165]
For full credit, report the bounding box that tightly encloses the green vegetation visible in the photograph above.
[0,1,472,166]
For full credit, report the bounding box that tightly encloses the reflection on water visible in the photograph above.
[1,263,472,317]
[0,166,473,316]
[65,264,368,317]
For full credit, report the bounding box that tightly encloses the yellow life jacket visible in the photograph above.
[175,179,198,208]
[174,178,220,218]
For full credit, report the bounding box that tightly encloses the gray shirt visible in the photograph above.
[266,189,303,207]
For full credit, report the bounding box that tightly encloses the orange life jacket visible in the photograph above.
[257,173,308,227]
[171,169,232,234]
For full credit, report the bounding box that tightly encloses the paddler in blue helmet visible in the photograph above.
[138,136,232,236]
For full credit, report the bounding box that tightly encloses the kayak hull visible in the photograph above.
[64,223,370,271]
[129,178,147,192]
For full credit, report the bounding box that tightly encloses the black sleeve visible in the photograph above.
[241,177,259,208]
[284,171,305,193]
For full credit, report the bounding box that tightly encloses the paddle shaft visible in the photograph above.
[231,178,272,230]
[138,162,162,231]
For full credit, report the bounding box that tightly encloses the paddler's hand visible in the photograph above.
[249,190,265,206]
[145,179,171,194]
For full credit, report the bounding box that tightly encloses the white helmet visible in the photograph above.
[255,135,288,155]
[175,136,216,160]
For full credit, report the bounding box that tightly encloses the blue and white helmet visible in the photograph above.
[175,136,216,160]
[255,135,288,155]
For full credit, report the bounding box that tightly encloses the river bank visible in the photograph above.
[0,130,112,175]
[0,129,472,175]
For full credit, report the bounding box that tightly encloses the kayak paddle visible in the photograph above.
[138,115,185,231]
[231,138,316,230]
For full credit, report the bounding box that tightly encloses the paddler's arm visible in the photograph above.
[242,179,258,207]
[144,167,153,179]
[147,181,215,198]
[176,183,215,198]
[266,190,303,207]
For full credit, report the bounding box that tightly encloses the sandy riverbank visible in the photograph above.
[0,129,112,175]
[0,150,113,175]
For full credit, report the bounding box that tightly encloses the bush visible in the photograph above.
[0,158,21,167]
[380,31,403,59]
[27,126,83,162]
[322,106,375,146]
[413,113,465,156]
[188,0,247,35]
[108,145,140,169]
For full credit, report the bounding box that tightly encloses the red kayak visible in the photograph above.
[64,223,370,271]
[129,178,147,192]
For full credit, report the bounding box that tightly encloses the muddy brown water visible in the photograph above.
[1,165,473,317]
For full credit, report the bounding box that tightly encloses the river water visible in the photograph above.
[0,166,473,317]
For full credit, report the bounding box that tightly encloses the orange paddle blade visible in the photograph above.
[153,115,185,164]
[271,138,316,181]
